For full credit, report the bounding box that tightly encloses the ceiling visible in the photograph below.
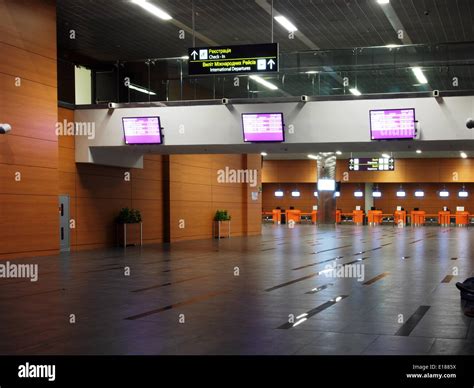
[57,0,474,63]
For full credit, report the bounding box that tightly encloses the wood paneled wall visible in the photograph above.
[262,182,365,213]
[0,0,58,259]
[169,154,262,241]
[336,158,474,183]
[374,183,474,214]
[262,183,317,213]
[58,108,164,250]
[262,160,317,183]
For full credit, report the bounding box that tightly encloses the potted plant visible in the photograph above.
[116,208,142,246]
[213,210,231,239]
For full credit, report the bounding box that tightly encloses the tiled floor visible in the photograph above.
[1,224,473,355]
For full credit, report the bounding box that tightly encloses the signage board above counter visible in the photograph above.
[188,43,278,75]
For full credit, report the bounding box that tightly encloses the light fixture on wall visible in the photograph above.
[459,186,469,198]
[335,191,341,197]
[291,189,301,197]
[372,186,382,198]
[275,190,284,197]
[260,152,268,156]
[396,186,406,197]
[313,191,318,197]
[354,188,364,197]
[414,190,425,198]
[439,187,450,198]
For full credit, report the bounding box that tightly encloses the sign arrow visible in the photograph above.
[349,166,354,170]
[389,166,394,170]
[191,50,198,60]
[267,59,276,70]
[349,159,354,163]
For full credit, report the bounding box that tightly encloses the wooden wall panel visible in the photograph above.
[374,183,474,214]
[336,183,365,213]
[262,160,317,183]
[0,42,57,87]
[0,73,57,142]
[0,195,59,256]
[336,158,474,183]
[58,108,166,251]
[169,154,262,241]
[0,0,58,259]
[262,183,317,213]
[0,0,57,59]
[0,165,57,196]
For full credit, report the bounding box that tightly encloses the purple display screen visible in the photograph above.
[370,109,416,140]
[242,113,285,142]
[122,116,162,145]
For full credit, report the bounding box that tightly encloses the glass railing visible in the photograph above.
[70,42,474,105]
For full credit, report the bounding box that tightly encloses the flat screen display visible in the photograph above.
[242,113,285,142]
[122,116,162,145]
[370,108,416,140]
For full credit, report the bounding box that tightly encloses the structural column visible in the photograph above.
[317,153,337,224]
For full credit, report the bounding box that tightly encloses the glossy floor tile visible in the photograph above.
[0,224,473,355]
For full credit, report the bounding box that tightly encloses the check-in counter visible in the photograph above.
[456,211,469,226]
[286,209,301,224]
[411,210,426,226]
[367,210,383,226]
[272,209,281,224]
[353,210,364,225]
[335,210,341,224]
[394,210,406,226]
[438,211,450,226]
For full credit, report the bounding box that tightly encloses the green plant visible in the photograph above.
[214,209,231,221]
[116,208,142,224]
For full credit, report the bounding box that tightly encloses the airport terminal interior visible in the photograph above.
[1,0,474,356]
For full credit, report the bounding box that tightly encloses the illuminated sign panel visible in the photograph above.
[188,43,278,75]
[349,158,395,171]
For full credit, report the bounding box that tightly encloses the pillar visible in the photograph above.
[317,153,337,224]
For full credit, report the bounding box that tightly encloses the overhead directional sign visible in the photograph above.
[187,43,278,75]
[349,157,395,172]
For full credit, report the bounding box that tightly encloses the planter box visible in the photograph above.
[213,220,231,239]
[117,222,143,247]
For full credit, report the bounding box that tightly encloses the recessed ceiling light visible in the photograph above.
[412,67,428,84]
[349,88,362,96]
[307,154,318,160]
[260,152,268,156]
[416,149,422,154]
[274,15,298,32]
[385,43,398,48]
[249,75,278,90]
[377,0,390,4]
[305,70,319,74]
[381,153,390,159]
[181,55,189,60]
[460,151,468,159]
[335,151,342,155]
[132,0,173,20]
